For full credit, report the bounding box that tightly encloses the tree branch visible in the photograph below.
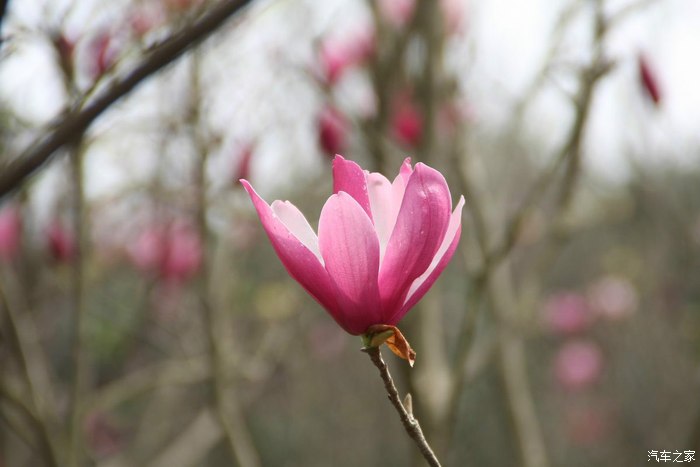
[0,0,253,199]
[362,346,442,467]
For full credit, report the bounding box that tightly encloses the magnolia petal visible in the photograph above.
[378,163,451,316]
[241,180,339,315]
[391,196,465,323]
[318,191,381,334]
[366,172,395,260]
[332,155,373,222]
[271,200,322,263]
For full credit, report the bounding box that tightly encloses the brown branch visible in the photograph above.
[0,0,253,199]
[362,346,442,467]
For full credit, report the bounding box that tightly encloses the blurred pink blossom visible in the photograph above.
[241,155,464,335]
[379,0,416,28]
[47,220,75,263]
[88,32,119,79]
[0,205,21,262]
[318,105,348,157]
[638,53,662,106]
[161,222,202,284]
[391,96,423,148]
[544,292,592,335]
[554,340,603,391]
[129,221,201,284]
[232,141,255,183]
[318,30,374,85]
[588,276,638,321]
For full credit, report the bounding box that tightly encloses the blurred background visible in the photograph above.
[1,0,699,466]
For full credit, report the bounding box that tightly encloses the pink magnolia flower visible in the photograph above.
[0,205,21,262]
[232,141,255,183]
[47,220,75,263]
[391,96,423,148]
[241,155,464,335]
[638,53,662,106]
[318,106,348,157]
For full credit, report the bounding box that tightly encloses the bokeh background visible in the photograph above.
[1,0,700,466]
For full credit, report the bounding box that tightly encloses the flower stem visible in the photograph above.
[362,346,442,467]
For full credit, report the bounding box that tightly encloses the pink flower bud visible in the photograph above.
[160,222,202,284]
[391,97,423,148]
[318,106,348,157]
[47,220,75,263]
[544,292,592,335]
[241,155,464,335]
[232,142,254,183]
[88,32,118,79]
[0,205,21,262]
[554,340,603,391]
[638,53,662,106]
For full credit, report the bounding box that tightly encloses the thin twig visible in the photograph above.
[362,346,442,467]
[0,0,253,198]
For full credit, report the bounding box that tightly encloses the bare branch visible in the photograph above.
[0,0,253,199]
[362,346,442,467]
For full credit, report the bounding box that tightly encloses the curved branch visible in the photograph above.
[0,0,253,199]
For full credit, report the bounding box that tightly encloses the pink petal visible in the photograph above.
[332,155,373,222]
[366,172,394,259]
[366,158,413,260]
[241,180,339,314]
[391,196,464,323]
[271,200,322,262]
[318,191,381,334]
[378,163,451,316]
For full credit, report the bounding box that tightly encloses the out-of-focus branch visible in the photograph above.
[189,53,261,467]
[0,281,61,467]
[362,346,442,467]
[0,0,9,38]
[88,357,209,411]
[67,141,88,467]
[0,0,253,199]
